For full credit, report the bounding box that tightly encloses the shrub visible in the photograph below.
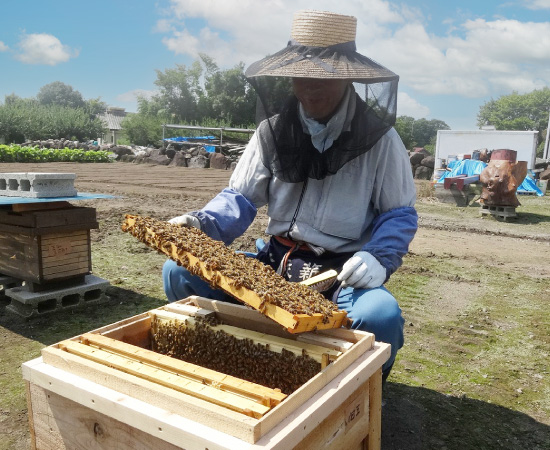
[0,144,112,163]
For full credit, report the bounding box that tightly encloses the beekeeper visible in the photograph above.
[163,10,418,382]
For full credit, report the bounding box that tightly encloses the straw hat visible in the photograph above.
[245,10,398,82]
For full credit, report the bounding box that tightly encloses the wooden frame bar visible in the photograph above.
[122,215,348,333]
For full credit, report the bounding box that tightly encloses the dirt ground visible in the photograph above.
[1,161,549,449]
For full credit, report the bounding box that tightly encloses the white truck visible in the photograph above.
[435,129,538,169]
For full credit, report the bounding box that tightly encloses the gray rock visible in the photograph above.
[146,154,171,166]
[209,152,229,170]
[198,146,210,157]
[420,155,435,169]
[409,152,425,165]
[415,165,433,180]
[188,155,209,168]
[169,152,188,167]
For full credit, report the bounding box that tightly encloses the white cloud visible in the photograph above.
[159,0,406,66]
[397,92,430,118]
[370,18,550,98]
[116,89,158,103]
[522,0,550,9]
[0,41,8,52]
[15,33,78,65]
[156,0,550,103]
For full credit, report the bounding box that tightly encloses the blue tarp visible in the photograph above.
[163,136,216,153]
[437,159,543,196]
[0,193,117,205]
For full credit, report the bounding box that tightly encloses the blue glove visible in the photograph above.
[337,251,386,289]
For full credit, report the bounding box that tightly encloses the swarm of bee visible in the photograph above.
[151,316,321,395]
[122,214,340,321]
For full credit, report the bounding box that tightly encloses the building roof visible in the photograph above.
[98,107,127,131]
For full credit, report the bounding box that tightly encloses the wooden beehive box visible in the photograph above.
[0,205,97,285]
[23,297,391,450]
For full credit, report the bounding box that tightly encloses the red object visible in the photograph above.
[490,149,517,163]
[443,175,480,191]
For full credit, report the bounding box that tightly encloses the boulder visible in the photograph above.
[198,146,211,157]
[409,152,425,165]
[120,154,136,163]
[420,155,435,169]
[165,148,176,159]
[169,151,188,167]
[112,146,134,159]
[146,154,171,166]
[209,152,229,170]
[415,165,433,180]
[188,155,209,169]
[539,167,550,181]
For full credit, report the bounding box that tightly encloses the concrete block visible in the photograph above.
[5,274,109,318]
[0,172,77,198]
[0,274,24,301]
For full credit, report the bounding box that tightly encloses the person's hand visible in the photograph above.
[168,214,201,229]
[337,251,386,289]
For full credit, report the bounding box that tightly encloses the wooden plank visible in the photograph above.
[186,297,295,338]
[251,342,390,449]
[366,368,382,450]
[38,349,262,443]
[151,310,342,363]
[24,358,248,449]
[25,381,37,450]
[41,252,90,269]
[288,383,369,450]
[57,340,272,419]
[0,232,40,281]
[42,266,91,281]
[27,382,182,450]
[40,230,89,243]
[10,201,72,213]
[80,332,286,407]
[96,314,152,347]
[0,205,96,228]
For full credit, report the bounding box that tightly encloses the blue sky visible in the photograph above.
[1,0,549,130]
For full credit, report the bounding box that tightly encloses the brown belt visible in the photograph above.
[273,235,313,252]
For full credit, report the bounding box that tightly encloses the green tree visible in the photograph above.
[477,88,550,152]
[121,113,164,146]
[0,102,105,143]
[37,81,86,109]
[394,115,416,149]
[395,116,450,150]
[203,61,256,125]
[413,118,450,147]
[154,62,203,122]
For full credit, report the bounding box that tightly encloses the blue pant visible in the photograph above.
[162,258,404,373]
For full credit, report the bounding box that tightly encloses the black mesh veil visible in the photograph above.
[245,43,399,183]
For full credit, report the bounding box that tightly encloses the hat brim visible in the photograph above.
[245,45,398,82]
